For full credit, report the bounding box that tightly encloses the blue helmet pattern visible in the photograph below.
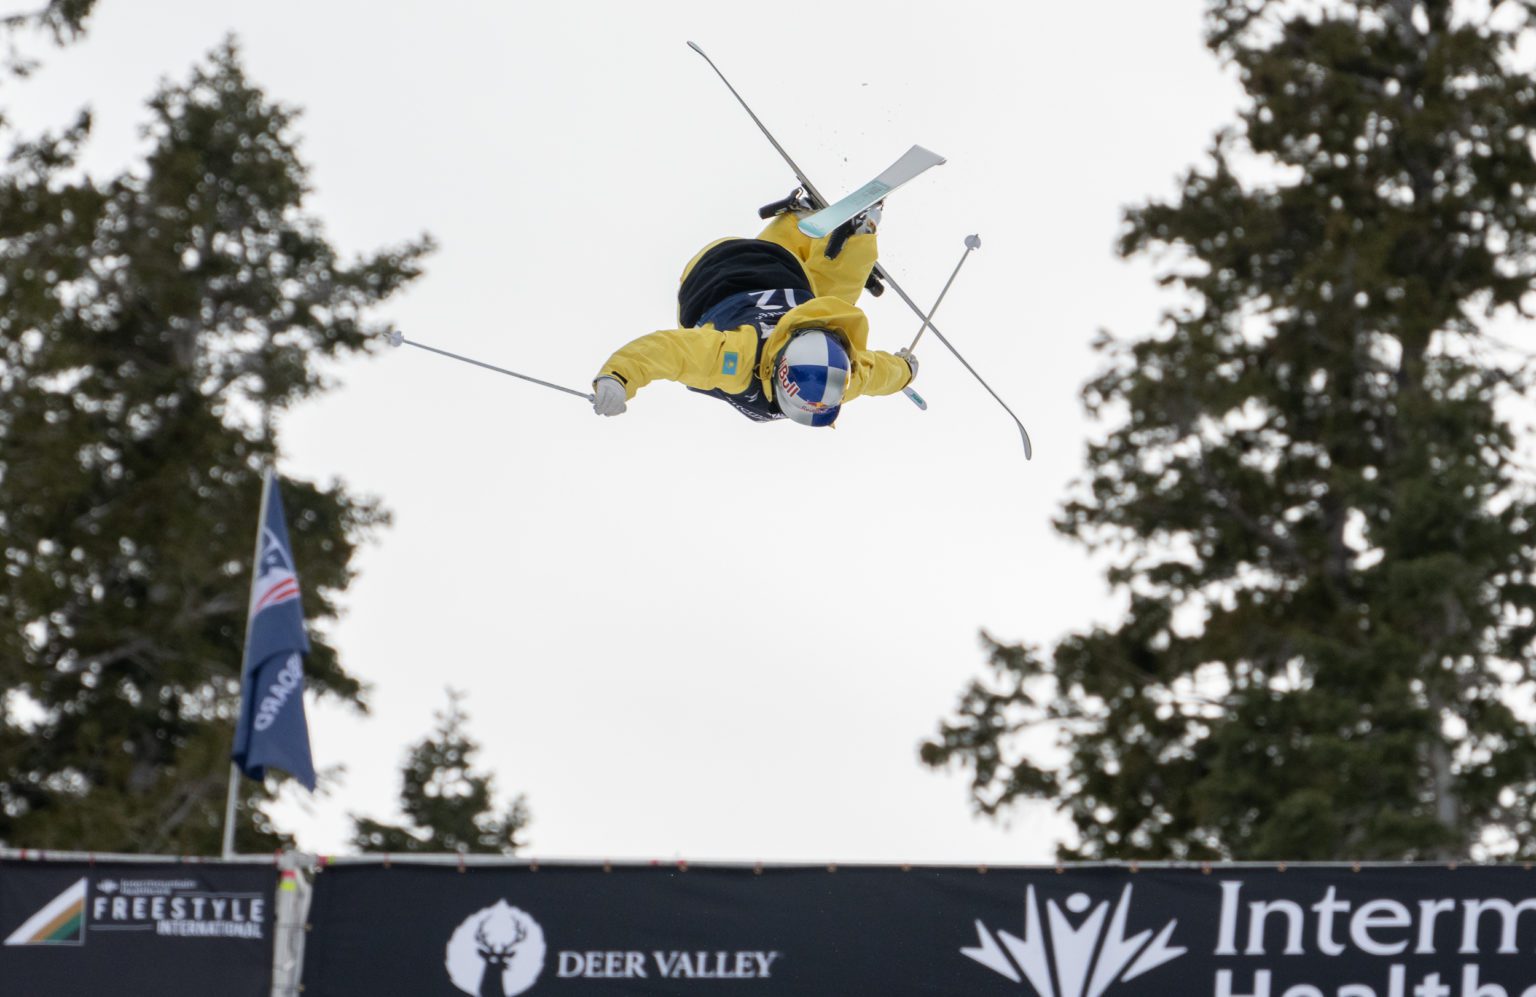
[775,330,850,427]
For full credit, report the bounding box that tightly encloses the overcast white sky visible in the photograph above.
[11,0,1244,863]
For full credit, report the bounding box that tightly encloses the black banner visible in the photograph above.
[300,863,1536,997]
[0,860,274,996]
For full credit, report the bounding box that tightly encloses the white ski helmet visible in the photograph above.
[773,329,849,427]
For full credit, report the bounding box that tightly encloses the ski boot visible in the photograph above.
[824,201,882,260]
[827,202,886,296]
[757,188,885,297]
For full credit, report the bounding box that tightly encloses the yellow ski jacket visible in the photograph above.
[595,295,913,411]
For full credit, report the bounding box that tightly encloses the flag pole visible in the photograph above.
[221,465,275,859]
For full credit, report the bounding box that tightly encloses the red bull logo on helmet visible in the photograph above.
[776,358,801,399]
[778,357,833,412]
[775,330,847,426]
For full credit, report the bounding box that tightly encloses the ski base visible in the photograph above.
[797,145,946,238]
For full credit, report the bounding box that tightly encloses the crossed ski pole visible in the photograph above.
[688,41,1033,460]
[900,234,980,412]
[383,243,973,417]
[386,238,1021,456]
[884,241,1031,458]
[908,235,982,354]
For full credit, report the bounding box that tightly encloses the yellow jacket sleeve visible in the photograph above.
[596,325,760,399]
[847,349,914,400]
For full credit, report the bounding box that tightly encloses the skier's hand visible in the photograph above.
[593,376,627,417]
[896,348,919,385]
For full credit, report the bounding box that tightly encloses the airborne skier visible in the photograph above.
[590,199,918,427]
[386,43,1031,453]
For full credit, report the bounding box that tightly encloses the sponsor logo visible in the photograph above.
[252,652,303,731]
[4,877,264,947]
[444,900,782,992]
[775,360,830,413]
[967,880,1536,997]
[91,877,265,939]
[776,358,800,398]
[250,526,300,614]
[4,877,86,946]
[556,949,781,982]
[1211,879,1536,997]
[445,901,547,997]
[964,885,1185,995]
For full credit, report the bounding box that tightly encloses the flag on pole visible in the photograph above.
[231,470,317,790]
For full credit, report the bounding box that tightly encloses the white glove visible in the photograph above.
[896,348,919,384]
[592,376,627,417]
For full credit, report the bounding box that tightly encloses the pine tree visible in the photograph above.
[352,691,531,855]
[0,37,431,852]
[924,0,1536,861]
[0,0,96,67]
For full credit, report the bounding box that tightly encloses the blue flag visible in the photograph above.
[231,471,317,791]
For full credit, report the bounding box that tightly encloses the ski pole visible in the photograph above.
[899,234,980,411]
[687,42,1032,459]
[909,235,980,353]
[687,41,827,207]
[688,40,886,298]
[882,266,1032,458]
[384,330,594,402]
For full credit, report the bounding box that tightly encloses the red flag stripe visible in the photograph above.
[255,578,300,613]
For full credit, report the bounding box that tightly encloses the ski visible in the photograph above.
[796,145,947,239]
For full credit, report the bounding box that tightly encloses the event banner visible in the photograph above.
[0,860,274,996]
[301,862,1536,997]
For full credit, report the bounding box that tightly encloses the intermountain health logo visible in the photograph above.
[4,877,86,946]
[963,885,1187,996]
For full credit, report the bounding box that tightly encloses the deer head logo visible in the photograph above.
[474,915,528,997]
[444,901,547,997]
